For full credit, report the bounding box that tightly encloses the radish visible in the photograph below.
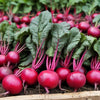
[38,41,60,93]
[0,67,12,81]
[79,22,90,32]
[2,16,9,21]
[6,42,25,64]
[57,20,63,23]
[53,17,58,23]
[87,27,100,38]
[86,57,100,90]
[13,16,20,23]
[21,16,30,24]
[1,74,22,96]
[16,24,21,29]
[56,50,73,90]
[66,51,86,91]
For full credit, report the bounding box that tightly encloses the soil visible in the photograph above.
[0,81,98,98]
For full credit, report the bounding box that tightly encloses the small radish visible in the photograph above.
[66,51,86,91]
[13,16,20,23]
[86,57,100,90]
[38,41,60,93]
[16,24,21,29]
[21,16,30,24]
[6,42,25,64]
[87,27,100,38]
[57,20,63,23]
[92,13,99,19]
[0,67,12,81]
[67,14,74,21]
[56,50,73,90]
[53,17,58,23]
[2,16,9,21]
[79,22,90,32]
[1,74,22,96]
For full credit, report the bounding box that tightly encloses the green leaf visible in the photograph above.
[14,27,30,43]
[23,5,32,13]
[93,15,100,24]
[3,23,18,44]
[19,54,33,66]
[30,10,52,48]
[94,38,100,59]
[25,35,36,58]
[65,27,81,54]
[12,4,19,14]
[73,35,96,59]
[46,47,54,57]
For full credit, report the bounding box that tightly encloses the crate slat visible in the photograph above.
[0,91,100,100]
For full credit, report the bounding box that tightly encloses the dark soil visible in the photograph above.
[0,81,98,98]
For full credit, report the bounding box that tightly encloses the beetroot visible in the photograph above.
[0,67,12,81]
[67,21,75,28]
[36,11,41,16]
[2,16,9,21]
[21,16,30,24]
[66,51,86,91]
[87,27,100,38]
[2,75,22,95]
[13,16,20,23]
[67,14,74,21]
[30,16,36,22]
[53,18,58,23]
[20,23,27,28]
[79,67,86,74]
[86,57,100,90]
[56,13,63,20]
[79,22,90,31]
[21,68,38,85]
[0,17,3,23]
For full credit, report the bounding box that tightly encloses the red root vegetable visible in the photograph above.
[87,27,100,38]
[36,11,41,16]
[2,16,9,21]
[86,57,100,90]
[7,42,25,64]
[21,16,30,24]
[21,40,45,93]
[56,50,74,90]
[13,16,20,23]
[20,23,27,28]
[38,40,60,93]
[66,50,87,91]
[1,74,23,96]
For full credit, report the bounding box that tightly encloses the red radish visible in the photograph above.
[21,68,38,85]
[30,16,36,22]
[20,23,27,28]
[75,23,79,28]
[36,11,41,16]
[67,14,74,21]
[56,13,63,20]
[0,67,12,81]
[38,41,60,93]
[2,16,9,21]
[67,21,75,28]
[86,57,100,90]
[92,13,99,19]
[66,51,86,91]
[79,22,90,31]
[87,27,100,38]
[6,43,25,64]
[13,16,20,23]
[0,17,3,23]
[0,55,6,66]
[56,50,73,90]
[2,74,22,95]
[85,15,92,23]
[21,16,30,24]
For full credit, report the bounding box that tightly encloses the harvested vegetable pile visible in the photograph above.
[0,10,100,97]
